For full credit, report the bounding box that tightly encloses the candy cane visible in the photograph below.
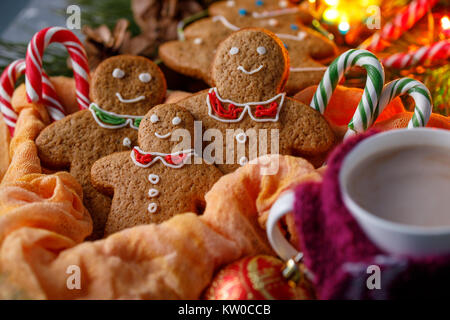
[382,40,450,69]
[362,0,438,52]
[0,59,64,135]
[26,27,90,111]
[378,78,432,128]
[310,49,385,135]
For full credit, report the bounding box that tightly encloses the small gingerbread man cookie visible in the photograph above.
[159,0,337,94]
[35,55,167,239]
[91,104,223,235]
[176,28,335,173]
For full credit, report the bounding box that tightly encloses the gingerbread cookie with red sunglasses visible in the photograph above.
[175,28,335,173]
[91,104,223,235]
[35,55,167,239]
[159,0,337,94]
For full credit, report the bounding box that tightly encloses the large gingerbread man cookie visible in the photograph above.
[91,104,223,236]
[159,0,337,94]
[175,28,335,173]
[35,55,167,239]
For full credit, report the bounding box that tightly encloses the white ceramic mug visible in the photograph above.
[268,128,450,258]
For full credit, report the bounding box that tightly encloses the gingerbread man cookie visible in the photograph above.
[159,0,337,94]
[175,28,335,173]
[35,55,167,239]
[91,104,223,235]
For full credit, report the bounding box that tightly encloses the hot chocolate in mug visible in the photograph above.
[268,128,450,258]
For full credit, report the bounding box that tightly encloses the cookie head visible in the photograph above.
[212,28,289,102]
[91,55,167,115]
[138,104,195,153]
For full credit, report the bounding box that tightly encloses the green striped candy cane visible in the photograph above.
[378,77,432,129]
[310,49,385,135]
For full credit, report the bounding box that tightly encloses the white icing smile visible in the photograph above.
[155,132,171,139]
[116,92,146,103]
[237,65,264,75]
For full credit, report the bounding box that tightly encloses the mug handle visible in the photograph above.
[267,191,303,262]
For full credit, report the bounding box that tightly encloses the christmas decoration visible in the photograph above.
[423,64,449,115]
[204,255,314,300]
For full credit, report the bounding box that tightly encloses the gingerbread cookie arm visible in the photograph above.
[280,99,335,156]
[90,152,126,197]
[189,160,223,213]
[35,112,83,169]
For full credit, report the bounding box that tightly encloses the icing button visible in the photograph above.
[226,0,235,7]
[268,18,278,26]
[239,156,249,166]
[148,174,160,184]
[238,8,247,16]
[148,202,158,213]
[236,132,247,144]
[193,38,203,45]
[123,137,131,148]
[148,188,159,197]
[255,0,264,6]
[290,24,299,31]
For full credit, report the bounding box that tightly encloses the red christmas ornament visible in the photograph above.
[204,255,315,300]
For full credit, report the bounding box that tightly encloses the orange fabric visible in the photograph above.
[0,115,11,181]
[294,85,405,126]
[0,154,319,299]
[372,112,450,131]
[0,83,320,300]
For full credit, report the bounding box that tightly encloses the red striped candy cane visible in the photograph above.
[26,27,90,111]
[362,0,438,52]
[0,59,25,135]
[0,59,64,135]
[382,39,450,68]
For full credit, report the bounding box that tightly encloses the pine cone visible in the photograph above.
[83,19,137,70]
[131,0,204,56]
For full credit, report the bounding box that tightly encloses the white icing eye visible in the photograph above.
[150,114,159,123]
[172,116,181,125]
[257,46,267,55]
[229,47,239,55]
[139,73,152,83]
[112,68,125,79]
